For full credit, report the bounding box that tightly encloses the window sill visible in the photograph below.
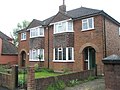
[30,36,44,38]
[21,39,26,41]
[29,59,45,62]
[54,31,74,34]
[81,28,94,32]
[53,60,75,62]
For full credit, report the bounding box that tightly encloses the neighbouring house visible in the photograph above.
[0,31,18,65]
[17,4,120,74]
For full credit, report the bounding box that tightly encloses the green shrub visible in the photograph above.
[87,76,96,81]
[34,64,41,72]
[18,69,27,74]
[47,80,66,90]
[67,79,79,87]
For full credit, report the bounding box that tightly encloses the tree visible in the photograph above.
[11,20,30,46]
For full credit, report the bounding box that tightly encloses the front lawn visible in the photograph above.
[35,71,60,78]
[18,68,61,87]
[19,71,61,80]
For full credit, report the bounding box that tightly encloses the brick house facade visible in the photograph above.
[17,4,120,74]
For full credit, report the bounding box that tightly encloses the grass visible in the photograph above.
[35,71,60,78]
[18,70,61,87]
[19,71,61,80]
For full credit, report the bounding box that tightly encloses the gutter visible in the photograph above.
[47,26,50,69]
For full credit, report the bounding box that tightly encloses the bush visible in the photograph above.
[18,68,27,74]
[34,64,41,72]
[67,79,79,87]
[47,80,66,90]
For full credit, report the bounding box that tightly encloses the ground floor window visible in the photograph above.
[29,49,44,61]
[53,47,74,62]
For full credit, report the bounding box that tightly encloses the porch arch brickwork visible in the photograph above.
[79,43,100,53]
[78,43,103,74]
[18,49,29,67]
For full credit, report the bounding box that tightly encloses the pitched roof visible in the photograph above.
[18,6,120,32]
[2,39,18,55]
[67,7,101,19]
[17,19,44,33]
[0,31,12,40]
[27,19,44,29]
[0,31,18,55]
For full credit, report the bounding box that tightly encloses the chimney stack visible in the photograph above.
[59,0,66,13]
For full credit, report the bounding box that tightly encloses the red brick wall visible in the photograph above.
[105,19,120,56]
[35,69,95,90]
[0,55,18,65]
[73,15,104,73]
[18,31,30,67]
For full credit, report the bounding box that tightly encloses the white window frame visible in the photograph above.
[82,17,94,31]
[30,26,44,38]
[53,47,74,62]
[119,27,120,35]
[54,20,73,34]
[21,32,26,41]
[29,49,44,61]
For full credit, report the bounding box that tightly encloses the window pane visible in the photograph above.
[62,22,66,31]
[59,51,62,60]
[39,27,44,35]
[68,48,72,60]
[63,48,66,60]
[32,50,36,59]
[55,24,58,33]
[88,18,93,28]
[55,48,58,60]
[39,49,43,59]
[24,33,26,39]
[82,19,88,30]
[36,28,38,36]
[119,27,120,35]
[32,29,35,37]
[58,23,62,32]
[68,21,73,31]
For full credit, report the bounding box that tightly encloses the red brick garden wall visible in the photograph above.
[35,70,95,90]
[0,73,12,89]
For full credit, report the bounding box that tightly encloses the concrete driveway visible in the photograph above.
[65,78,105,90]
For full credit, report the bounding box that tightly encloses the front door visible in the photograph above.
[21,51,26,67]
[83,47,96,70]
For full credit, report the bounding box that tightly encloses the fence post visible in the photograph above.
[11,65,18,90]
[102,54,120,90]
[27,66,35,90]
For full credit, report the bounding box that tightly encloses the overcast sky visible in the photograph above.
[0,0,120,37]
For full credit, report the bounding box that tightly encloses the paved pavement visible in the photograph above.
[65,78,105,90]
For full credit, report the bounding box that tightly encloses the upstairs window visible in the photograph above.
[21,32,26,40]
[54,20,73,34]
[53,47,74,62]
[119,27,120,35]
[82,17,94,31]
[29,49,44,61]
[30,27,44,38]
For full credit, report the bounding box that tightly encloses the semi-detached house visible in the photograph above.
[17,4,120,74]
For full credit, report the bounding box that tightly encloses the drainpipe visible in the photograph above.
[47,26,50,69]
[103,16,107,57]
